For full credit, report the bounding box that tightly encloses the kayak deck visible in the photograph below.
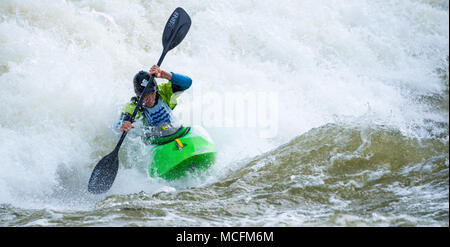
[149,127,216,180]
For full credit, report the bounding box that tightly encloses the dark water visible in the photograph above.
[1,122,448,226]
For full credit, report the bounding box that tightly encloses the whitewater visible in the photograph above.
[0,0,448,226]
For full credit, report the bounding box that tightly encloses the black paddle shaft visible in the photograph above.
[88,7,191,194]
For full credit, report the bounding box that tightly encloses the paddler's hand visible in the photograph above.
[150,65,172,80]
[119,121,134,132]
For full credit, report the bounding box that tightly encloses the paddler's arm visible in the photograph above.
[115,114,134,133]
[115,100,138,133]
[170,72,192,92]
[150,65,192,92]
[118,120,134,132]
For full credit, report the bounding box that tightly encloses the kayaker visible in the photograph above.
[116,65,192,138]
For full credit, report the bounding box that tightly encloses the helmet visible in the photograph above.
[133,71,157,97]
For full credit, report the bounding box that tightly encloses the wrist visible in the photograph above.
[160,70,172,80]
[166,71,172,80]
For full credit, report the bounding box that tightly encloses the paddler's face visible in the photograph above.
[143,92,157,107]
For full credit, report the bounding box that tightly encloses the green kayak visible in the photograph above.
[145,126,217,180]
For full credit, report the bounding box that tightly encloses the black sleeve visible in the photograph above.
[171,83,184,93]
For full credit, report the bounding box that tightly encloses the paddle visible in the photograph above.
[88,7,191,194]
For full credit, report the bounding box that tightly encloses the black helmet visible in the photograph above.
[133,71,157,97]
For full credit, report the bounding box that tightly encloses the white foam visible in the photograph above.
[0,0,448,209]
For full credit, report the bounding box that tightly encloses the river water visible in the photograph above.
[0,0,448,226]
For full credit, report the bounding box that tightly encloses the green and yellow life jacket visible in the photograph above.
[120,81,183,126]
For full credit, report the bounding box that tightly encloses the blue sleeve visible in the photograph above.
[170,72,192,92]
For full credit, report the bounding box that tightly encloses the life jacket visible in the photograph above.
[117,81,183,128]
[142,97,173,126]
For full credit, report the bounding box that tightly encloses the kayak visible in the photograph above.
[145,126,217,180]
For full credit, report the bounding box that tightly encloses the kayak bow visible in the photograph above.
[148,126,217,180]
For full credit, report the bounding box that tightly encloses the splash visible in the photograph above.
[0,0,448,225]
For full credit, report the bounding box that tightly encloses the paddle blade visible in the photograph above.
[162,7,191,52]
[88,151,119,194]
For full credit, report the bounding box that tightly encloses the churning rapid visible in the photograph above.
[0,0,448,226]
